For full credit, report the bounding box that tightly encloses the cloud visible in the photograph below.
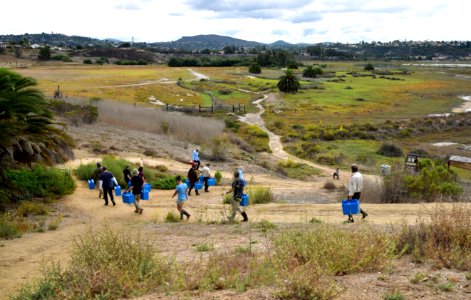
[272,29,289,36]
[290,11,323,23]
[115,3,142,10]
[185,0,312,19]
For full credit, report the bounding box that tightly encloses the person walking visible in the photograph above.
[201,163,211,192]
[172,175,190,220]
[333,168,340,179]
[91,162,104,198]
[192,148,200,170]
[123,165,131,186]
[225,171,248,222]
[99,166,118,206]
[347,164,368,223]
[126,169,144,214]
[187,164,199,196]
[138,166,146,183]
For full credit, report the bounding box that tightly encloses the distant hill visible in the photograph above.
[150,34,264,50]
[0,33,107,47]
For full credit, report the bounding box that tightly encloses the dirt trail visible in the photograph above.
[0,71,464,299]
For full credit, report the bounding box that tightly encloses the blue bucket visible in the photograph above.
[88,179,95,189]
[342,199,360,215]
[141,190,149,200]
[115,186,122,196]
[199,175,204,183]
[122,192,134,204]
[127,181,131,188]
[240,194,249,206]
[185,179,190,186]
[207,178,216,186]
[143,183,152,192]
[194,182,203,190]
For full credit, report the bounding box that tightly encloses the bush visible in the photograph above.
[323,181,336,190]
[377,143,404,157]
[83,59,92,64]
[0,213,23,239]
[13,226,180,299]
[6,166,75,201]
[152,176,176,190]
[303,65,323,78]
[214,171,222,185]
[50,100,98,126]
[364,63,375,71]
[211,135,230,161]
[247,187,274,204]
[16,201,49,217]
[248,63,262,74]
[165,212,181,223]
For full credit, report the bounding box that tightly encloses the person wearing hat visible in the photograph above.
[225,171,248,222]
[347,164,368,223]
[172,175,190,220]
[192,148,200,170]
[126,168,144,214]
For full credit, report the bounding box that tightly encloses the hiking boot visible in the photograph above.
[362,212,368,219]
[134,209,139,213]
[347,219,354,223]
[187,214,191,221]
[241,212,248,222]
[139,208,143,215]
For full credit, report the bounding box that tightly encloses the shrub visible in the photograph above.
[152,176,176,190]
[13,226,180,299]
[211,134,230,161]
[323,181,336,190]
[303,65,323,78]
[0,213,23,239]
[6,166,75,201]
[383,290,405,300]
[214,171,222,185]
[377,143,404,157]
[195,243,213,252]
[16,201,49,217]
[364,63,375,71]
[165,212,181,223]
[247,187,274,204]
[248,63,262,74]
[83,59,92,64]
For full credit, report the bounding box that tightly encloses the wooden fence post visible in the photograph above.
[199,105,201,112]
[211,105,214,113]
[232,105,235,112]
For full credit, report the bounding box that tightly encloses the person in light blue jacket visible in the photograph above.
[192,148,200,170]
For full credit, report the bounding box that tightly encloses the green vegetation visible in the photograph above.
[75,156,172,188]
[165,212,180,223]
[214,171,222,185]
[49,100,98,126]
[303,65,323,78]
[237,123,270,152]
[6,166,75,201]
[383,290,405,300]
[248,63,261,74]
[277,69,300,93]
[275,159,322,180]
[247,186,274,204]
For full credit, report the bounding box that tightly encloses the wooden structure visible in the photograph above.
[448,155,471,170]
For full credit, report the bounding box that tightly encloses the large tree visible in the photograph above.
[277,69,300,93]
[0,68,74,169]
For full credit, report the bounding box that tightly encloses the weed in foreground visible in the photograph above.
[165,212,181,223]
[195,243,213,252]
[437,282,453,292]
[383,289,405,300]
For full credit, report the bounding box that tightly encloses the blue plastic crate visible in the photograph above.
[207,178,216,186]
[194,182,203,190]
[141,190,149,200]
[342,199,360,215]
[122,192,134,204]
[114,186,122,196]
[88,179,95,189]
[143,183,152,192]
[240,194,249,206]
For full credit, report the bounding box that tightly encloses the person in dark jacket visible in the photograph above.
[187,164,199,196]
[123,166,131,186]
[126,169,144,214]
[225,171,248,222]
[99,166,117,206]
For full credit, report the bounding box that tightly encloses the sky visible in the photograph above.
[2,0,470,44]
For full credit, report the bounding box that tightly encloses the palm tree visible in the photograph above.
[0,68,74,168]
[277,69,300,93]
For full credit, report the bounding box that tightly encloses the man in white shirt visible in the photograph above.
[347,164,368,223]
[192,148,200,170]
[201,163,211,192]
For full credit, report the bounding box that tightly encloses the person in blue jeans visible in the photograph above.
[172,175,190,220]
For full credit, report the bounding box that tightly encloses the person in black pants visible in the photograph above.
[123,166,131,186]
[347,164,368,223]
[99,166,117,206]
[126,169,144,214]
[187,164,199,196]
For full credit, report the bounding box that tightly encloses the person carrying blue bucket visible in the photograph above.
[201,163,211,192]
[225,171,248,222]
[187,163,199,196]
[99,166,118,206]
[91,162,104,198]
[347,164,368,223]
[172,175,190,220]
[126,169,144,214]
